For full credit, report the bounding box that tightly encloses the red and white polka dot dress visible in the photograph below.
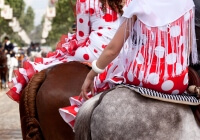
[94,9,195,95]
[6,0,121,102]
[59,7,197,129]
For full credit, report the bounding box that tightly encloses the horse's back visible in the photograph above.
[90,87,200,140]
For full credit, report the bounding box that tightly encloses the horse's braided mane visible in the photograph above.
[23,69,48,140]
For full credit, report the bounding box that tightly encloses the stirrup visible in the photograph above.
[188,86,200,98]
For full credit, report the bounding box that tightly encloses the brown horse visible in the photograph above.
[19,61,90,140]
[0,50,8,89]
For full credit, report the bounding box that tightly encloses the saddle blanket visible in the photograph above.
[116,84,200,106]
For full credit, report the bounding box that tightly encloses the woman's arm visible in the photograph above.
[80,16,137,99]
[95,16,136,70]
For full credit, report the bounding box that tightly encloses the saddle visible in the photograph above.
[188,66,200,125]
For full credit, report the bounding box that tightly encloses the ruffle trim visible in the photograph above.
[6,34,88,102]
[6,61,36,102]
[59,92,93,129]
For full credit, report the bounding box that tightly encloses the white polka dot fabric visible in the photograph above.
[94,9,196,95]
[6,0,122,102]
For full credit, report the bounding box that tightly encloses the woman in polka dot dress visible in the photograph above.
[6,0,125,102]
[59,0,198,129]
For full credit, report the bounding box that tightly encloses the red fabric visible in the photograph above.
[6,89,20,103]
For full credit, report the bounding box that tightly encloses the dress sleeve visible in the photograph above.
[122,0,195,27]
[76,0,90,44]
[122,0,142,19]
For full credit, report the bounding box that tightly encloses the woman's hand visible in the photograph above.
[80,70,97,100]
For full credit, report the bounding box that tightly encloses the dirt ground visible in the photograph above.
[0,89,22,140]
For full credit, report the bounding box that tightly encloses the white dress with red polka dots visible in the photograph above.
[59,0,198,129]
[6,0,122,102]
[94,11,194,94]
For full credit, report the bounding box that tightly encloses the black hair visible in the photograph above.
[4,36,9,40]
[100,0,124,15]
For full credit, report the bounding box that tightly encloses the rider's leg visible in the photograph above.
[9,66,14,82]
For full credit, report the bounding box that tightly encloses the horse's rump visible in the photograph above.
[20,61,91,140]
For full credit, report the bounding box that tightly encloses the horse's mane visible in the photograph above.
[22,69,48,140]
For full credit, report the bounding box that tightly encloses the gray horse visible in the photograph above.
[75,87,200,140]
[74,1,200,139]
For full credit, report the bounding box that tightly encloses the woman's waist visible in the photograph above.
[132,62,188,78]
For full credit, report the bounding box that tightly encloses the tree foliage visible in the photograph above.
[0,0,35,47]
[19,6,35,33]
[0,0,75,47]
[5,0,25,18]
[0,0,25,37]
[46,0,76,48]
[29,23,43,43]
